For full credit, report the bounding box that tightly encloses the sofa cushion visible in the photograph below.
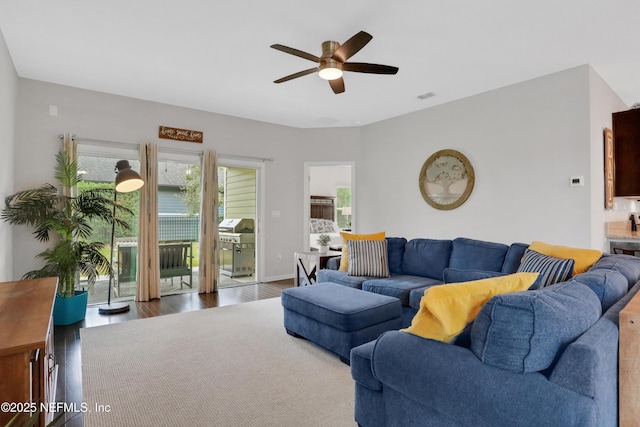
[571,269,629,311]
[440,267,524,347]
[316,269,369,289]
[409,285,438,310]
[347,239,390,277]
[590,254,640,290]
[339,231,386,271]
[448,238,509,272]
[386,237,407,275]
[443,268,507,284]
[528,241,602,276]
[326,256,341,270]
[516,249,575,289]
[401,239,452,280]
[471,281,602,373]
[404,273,539,342]
[501,242,529,273]
[362,276,441,307]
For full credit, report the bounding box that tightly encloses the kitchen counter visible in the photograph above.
[606,221,640,241]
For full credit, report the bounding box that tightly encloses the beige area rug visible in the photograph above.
[81,298,355,426]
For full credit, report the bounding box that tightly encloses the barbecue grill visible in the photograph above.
[219,218,255,278]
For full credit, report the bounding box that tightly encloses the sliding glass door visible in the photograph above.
[77,146,141,304]
[79,147,202,302]
[78,144,263,302]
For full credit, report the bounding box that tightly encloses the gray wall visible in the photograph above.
[7,64,630,283]
[13,79,362,281]
[309,165,352,197]
[0,29,17,281]
[358,65,624,249]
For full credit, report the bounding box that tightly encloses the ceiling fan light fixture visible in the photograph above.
[318,60,343,80]
[318,67,343,80]
[271,31,398,93]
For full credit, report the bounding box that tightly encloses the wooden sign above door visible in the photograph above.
[158,126,203,143]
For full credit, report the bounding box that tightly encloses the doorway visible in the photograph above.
[303,162,355,251]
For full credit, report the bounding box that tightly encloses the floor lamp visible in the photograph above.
[98,160,144,315]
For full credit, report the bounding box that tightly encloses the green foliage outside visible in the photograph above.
[336,187,352,229]
[181,165,225,222]
[77,180,140,242]
[182,165,201,217]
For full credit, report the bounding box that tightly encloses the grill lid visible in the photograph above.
[219,218,254,233]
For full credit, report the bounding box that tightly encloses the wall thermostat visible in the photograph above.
[570,176,584,186]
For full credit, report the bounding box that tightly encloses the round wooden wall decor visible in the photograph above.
[419,149,475,210]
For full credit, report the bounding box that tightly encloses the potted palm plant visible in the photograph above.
[1,151,132,325]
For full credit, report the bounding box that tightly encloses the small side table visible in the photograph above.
[294,250,342,286]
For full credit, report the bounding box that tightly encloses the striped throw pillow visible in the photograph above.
[347,239,390,277]
[517,249,575,288]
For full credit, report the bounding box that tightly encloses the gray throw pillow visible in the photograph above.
[517,249,575,289]
[347,239,390,277]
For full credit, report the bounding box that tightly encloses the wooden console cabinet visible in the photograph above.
[0,278,58,427]
[620,288,640,427]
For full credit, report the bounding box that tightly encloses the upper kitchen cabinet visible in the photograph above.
[614,108,640,197]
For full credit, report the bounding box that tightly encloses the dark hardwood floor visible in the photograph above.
[53,280,293,426]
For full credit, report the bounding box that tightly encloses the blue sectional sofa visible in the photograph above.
[315,236,640,426]
[318,237,529,327]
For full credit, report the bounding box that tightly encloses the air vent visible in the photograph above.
[417,92,435,100]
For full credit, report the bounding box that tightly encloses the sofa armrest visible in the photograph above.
[371,331,594,426]
[350,340,381,391]
[549,318,618,398]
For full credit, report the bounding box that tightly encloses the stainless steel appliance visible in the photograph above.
[219,218,255,278]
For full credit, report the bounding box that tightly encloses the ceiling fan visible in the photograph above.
[270,31,399,94]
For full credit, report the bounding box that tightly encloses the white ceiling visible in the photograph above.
[1,0,638,128]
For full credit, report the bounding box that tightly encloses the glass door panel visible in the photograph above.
[157,158,200,296]
[77,153,141,304]
[218,166,258,288]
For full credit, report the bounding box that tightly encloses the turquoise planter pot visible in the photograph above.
[53,290,88,326]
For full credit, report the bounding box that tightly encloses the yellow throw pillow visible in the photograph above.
[403,272,539,342]
[339,231,386,271]
[528,241,602,276]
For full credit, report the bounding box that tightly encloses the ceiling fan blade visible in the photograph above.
[329,77,345,94]
[270,44,320,63]
[343,62,399,75]
[274,67,318,83]
[332,31,373,63]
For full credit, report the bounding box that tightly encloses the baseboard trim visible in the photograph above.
[263,273,294,283]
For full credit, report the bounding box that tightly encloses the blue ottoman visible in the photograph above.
[281,282,402,364]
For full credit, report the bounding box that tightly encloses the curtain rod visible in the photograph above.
[221,153,274,163]
[60,134,275,162]
[60,134,139,150]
